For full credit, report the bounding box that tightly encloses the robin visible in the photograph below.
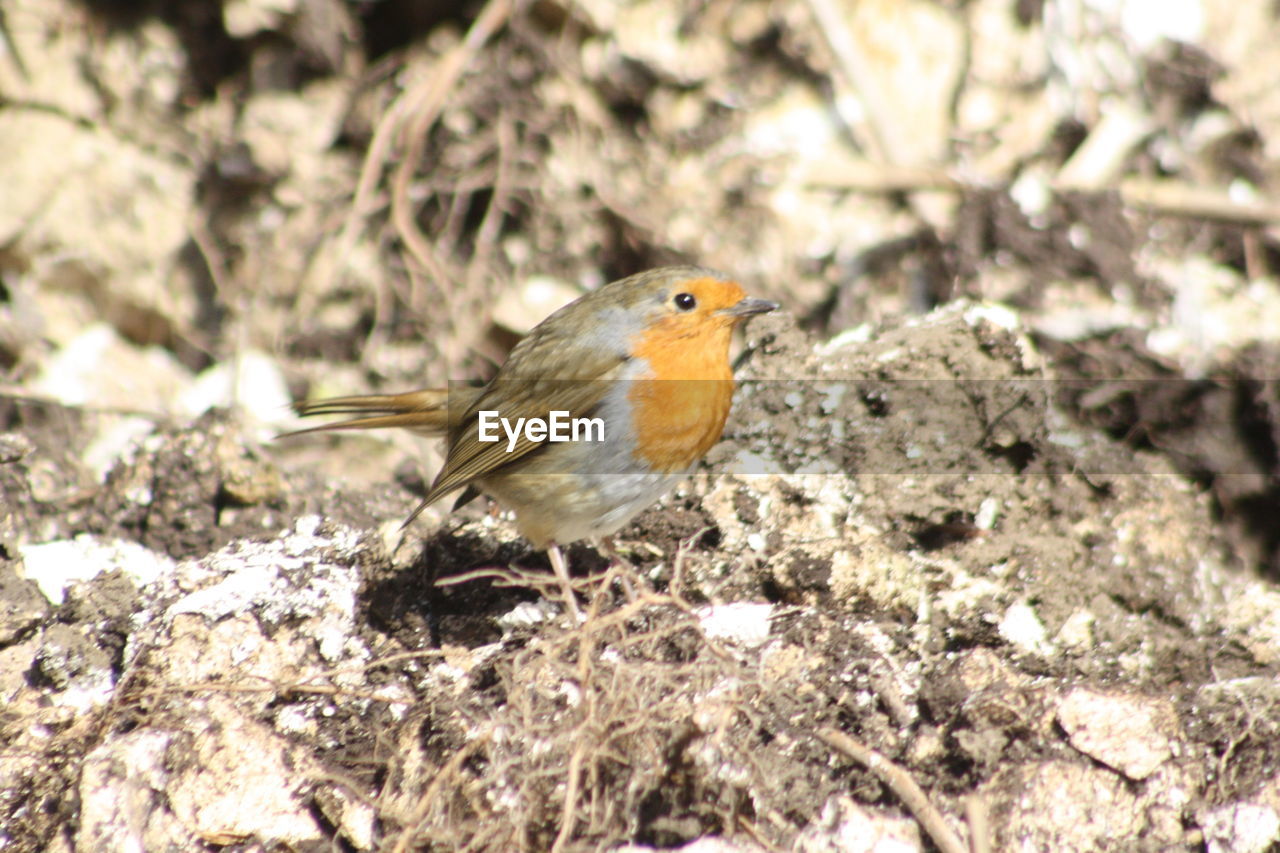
[290,266,777,611]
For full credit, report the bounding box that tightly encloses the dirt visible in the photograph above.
[4,0,1280,851]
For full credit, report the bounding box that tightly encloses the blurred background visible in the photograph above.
[1,0,1277,570]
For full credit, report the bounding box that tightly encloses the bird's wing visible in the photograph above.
[403,352,627,524]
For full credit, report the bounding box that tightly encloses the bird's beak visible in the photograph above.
[719,297,779,318]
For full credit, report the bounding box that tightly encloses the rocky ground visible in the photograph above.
[2,0,1280,850]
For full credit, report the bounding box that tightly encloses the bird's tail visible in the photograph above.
[286,388,458,437]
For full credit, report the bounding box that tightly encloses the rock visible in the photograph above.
[984,761,1147,849]
[1057,689,1179,780]
[17,536,174,607]
[0,560,49,645]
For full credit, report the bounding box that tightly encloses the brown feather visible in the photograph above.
[285,389,458,438]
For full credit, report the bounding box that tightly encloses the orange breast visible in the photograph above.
[627,317,735,473]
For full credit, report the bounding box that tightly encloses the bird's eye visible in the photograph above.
[674,292,697,311]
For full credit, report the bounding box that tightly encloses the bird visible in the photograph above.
[289,266,778,612]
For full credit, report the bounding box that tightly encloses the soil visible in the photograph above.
[3,1,1280,851]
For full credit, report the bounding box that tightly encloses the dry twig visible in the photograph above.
[802,161,1280,224]
[390,729,494,853]
[965,793,992,853]
[801,0,899,164]
[817,727,967,853]
[316,0,517,331]
[388,0,515,282]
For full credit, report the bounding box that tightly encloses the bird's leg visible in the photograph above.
[547,543,583,620]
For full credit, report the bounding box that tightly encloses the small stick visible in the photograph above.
[802,163,1280,225]
[390,731,492,853]
[817,727,967,853]
[965,793,992,853]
